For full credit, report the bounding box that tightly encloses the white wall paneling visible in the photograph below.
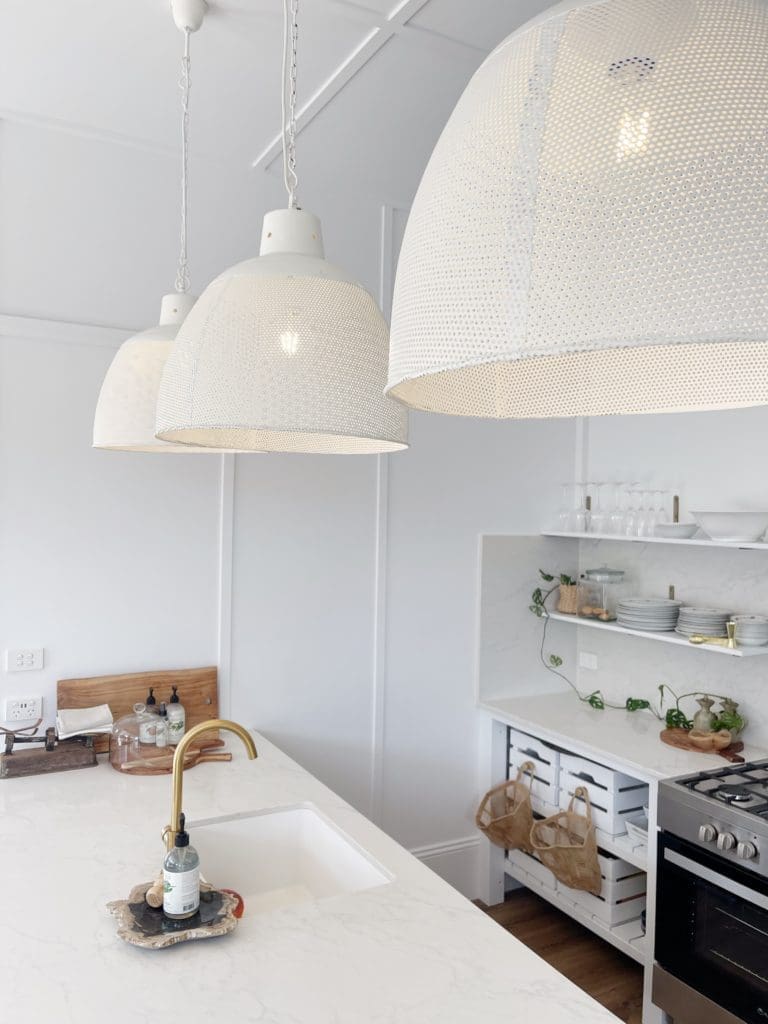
[0,323,222,730]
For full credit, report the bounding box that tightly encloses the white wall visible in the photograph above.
[379,412,573,889]
[0,326,222,726]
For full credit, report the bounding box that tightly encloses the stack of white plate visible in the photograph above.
[733,615,768,647]
[617,598,682,632]
[675,607,732,639]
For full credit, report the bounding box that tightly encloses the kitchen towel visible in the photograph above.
[56,704,113,740]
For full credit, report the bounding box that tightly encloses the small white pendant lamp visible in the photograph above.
[386,0,768,419]
[93,0,225,452]
[155,0,408,454]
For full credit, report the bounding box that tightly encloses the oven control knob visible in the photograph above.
[737,841,757,861]
[698,824,717,843]
[717,832,736,851]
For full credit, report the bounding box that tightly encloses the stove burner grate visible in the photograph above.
[715,785,757,804]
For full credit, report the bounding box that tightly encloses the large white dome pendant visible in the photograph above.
[386,0,768,418]
[93,294,204,452]
[156,208,408,453]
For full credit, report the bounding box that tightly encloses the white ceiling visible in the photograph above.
[0,0,551,205]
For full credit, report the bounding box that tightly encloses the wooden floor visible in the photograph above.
[479,889,643,1023]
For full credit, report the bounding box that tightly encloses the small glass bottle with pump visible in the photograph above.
[166,686,186,744]
[140,688,158,742]
[163,813,200,920]
[155,703,169,748]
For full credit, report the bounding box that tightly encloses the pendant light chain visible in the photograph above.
[281,0,299,209]
[175,27,192,294]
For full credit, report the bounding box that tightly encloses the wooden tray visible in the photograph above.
[660,728,745,763]
[57,667,219,755]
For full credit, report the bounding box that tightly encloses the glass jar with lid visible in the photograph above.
[109,702,160,772]
[577,566,626,622]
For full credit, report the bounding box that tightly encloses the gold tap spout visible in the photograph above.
[164,719,258,850]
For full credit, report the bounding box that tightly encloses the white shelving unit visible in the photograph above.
[546,610,768,657]
[543,530,768,551]
[504,853,647,965]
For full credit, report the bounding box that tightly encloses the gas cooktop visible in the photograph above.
[677,760,768,817]
[659,759,768,876]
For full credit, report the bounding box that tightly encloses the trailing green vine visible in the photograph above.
[530,569,735,728]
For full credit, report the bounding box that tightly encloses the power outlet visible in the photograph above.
[5,648,44,672]
[3,696,43,722]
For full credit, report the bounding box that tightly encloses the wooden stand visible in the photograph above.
[0,739,97,779]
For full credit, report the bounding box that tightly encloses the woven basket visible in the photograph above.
[557,584,579,615]
[475,761,536,853]
[530,786,602,895]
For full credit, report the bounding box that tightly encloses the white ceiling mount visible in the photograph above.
[170,0,207,33]
[259,209,324,259]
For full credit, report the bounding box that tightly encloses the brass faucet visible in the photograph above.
[164,719,258,850]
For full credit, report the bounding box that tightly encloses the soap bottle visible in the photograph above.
[155,703,169,748]
[166,686,185,744]
[145,687,157,712]
[163,813,200,920]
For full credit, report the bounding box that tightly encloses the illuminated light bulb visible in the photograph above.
[617,110,650,161]
[280,330,300,356]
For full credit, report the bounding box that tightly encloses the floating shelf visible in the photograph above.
[543,530,768,551]
[547,611,768,657]
[504,856,647,965]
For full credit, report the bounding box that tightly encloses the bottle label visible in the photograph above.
[163,867,200,916]
[168,717,185,737]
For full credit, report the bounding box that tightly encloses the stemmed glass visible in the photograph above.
[585,481,605,534]
[624,485,642,536]
[607,481,627,535]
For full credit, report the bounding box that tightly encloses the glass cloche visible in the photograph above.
[109,702,160,772]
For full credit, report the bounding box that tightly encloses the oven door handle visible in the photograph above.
[665,848,768,911]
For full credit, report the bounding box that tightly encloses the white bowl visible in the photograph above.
[691,511,768,543]
[654,522,699,539]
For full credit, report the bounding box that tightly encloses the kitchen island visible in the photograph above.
[0,729,617,1023]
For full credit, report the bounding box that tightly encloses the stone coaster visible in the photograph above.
[108,881,239,949]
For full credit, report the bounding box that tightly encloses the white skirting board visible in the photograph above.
[410,835,483,899]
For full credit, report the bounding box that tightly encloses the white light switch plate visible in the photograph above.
[3,696,43,722]
[5,648,44,672]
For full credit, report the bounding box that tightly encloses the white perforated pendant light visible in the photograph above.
[386,0,768,419]
[155,0,408,453]
[93,0,229,452]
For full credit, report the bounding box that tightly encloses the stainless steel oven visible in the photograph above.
[655,761,768,1024]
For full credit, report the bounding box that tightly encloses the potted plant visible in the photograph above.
[530,569,579,616]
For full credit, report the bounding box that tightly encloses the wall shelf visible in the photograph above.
[543,530,768,551]
[547,611,768,657]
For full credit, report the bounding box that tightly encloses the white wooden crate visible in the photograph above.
[557,750,648,836]
[506,847,557,891]
[508,727,560,814]
[557,850,647,926]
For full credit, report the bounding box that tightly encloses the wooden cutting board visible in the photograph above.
[660,727,745,763]
[57,667,219,755]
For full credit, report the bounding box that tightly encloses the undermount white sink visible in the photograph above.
[188,803,392,915]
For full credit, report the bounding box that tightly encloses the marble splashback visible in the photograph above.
[478,534,768,746]
[570,539,768,741]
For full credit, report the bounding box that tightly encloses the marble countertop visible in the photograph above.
[0,731,617,1023]
[481,692,768,781]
